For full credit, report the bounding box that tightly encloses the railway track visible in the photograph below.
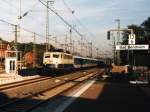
[0,69,96,102]
[0,68,104,112]
[0,68,101,90]
[0,76,51,90]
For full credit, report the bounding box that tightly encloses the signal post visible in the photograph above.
[107,29,149,65]
[107,28,134,65]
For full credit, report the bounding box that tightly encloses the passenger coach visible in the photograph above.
[73,56,98,68]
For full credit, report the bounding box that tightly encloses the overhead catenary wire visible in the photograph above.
[0,19,48,41]
[61,1,94,39]
[0,1,103,58]
[23,1,40,15]
[61,0,106,54]
[0,19,64,52]
[38,0,83,37]
[2,0,18,11]
[0,19,73,48]
[1,0,45,30]
[62,0,75,14]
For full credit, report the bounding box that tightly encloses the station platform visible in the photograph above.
[49,80,150,112]
[0,73,40,85]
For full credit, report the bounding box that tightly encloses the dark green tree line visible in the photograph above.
[120,17,150,66]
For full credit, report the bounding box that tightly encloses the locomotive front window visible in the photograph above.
[53,54,59,58]
[45,56,50,58]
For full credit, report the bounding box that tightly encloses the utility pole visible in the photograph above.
[85,42,88,57]
[14,25,18,50]
[107,28,134,65]
[45,0,54,52]
[88,42,90,57]
[80,35,83,56]
[17,0,22,49]
[91,42,93,58]
[72,40,75,54]
[69,28,72,53]
[115,19,120,65]
[65,35,68,52]
[19,0,21,20]
[48,37,50,50]
[45,1,50,52]
[111,32,116,64]
[33,33,36,68]
[14,0,21,51]
[96,48,99,58]
[0,38,2,66]
[115,19,120,44]
[88,42,92,58]
[53,36,57,49]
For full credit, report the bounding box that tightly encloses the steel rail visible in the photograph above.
[0,69,104,112]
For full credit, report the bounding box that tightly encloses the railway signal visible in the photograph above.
[107,31,110,40]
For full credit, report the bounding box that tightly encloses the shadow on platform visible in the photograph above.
[0,80,150,112]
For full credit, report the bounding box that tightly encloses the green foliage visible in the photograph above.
[141,17,150,40]
[120,17,150,66]
[122,24,145,45]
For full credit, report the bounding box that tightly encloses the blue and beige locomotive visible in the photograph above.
[43,51,103,69]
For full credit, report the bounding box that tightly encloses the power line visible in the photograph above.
[61,0,97,40]
[0,18,91,56]
[62,0,75,14]
[0,19,46,40]
[38,0,83,37]
[0,1,102,57]
[0,18,69,45]
[1,0,44,29]
[23,1,40,14]
[61,0,104,53]
[2,0,18,11]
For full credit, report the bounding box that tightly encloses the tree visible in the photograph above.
[122,24,145,45]
[141,17,150,42]
[120,23,150,66]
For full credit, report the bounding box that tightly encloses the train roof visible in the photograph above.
[44,51,72,55]
[44,52,102,61]
[74,55,99,61]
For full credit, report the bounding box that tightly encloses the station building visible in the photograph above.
[0,42,9,73]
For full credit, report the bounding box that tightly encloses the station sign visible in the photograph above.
[128,34,135,45]
[116,45,149,50]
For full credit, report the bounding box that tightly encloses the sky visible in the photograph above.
[0,0,150,57]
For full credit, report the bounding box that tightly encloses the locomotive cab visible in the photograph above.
[43,52,74,69]
[43,52,61,68]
